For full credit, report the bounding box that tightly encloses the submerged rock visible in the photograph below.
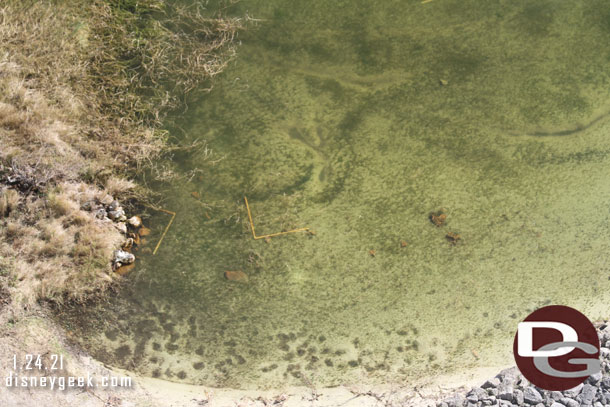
[116,263,135,275]
[445,232,461,244]
[122,238,134,250]
[128,216,142,228]
[224,270,248,282]
[429,210,447,227]
[139,227,152,237]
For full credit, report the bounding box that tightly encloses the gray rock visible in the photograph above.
[518,376,530,388]
[487,388,499,397]
[577,384,597,405]
[498,400,514,407]
[481,395,496,405]
[550,403,566,407]
[95,208,107,219]
[601,348,610,358]
[513,389,524,405]
[599,391,610,404]
[498,383,514,401]
[563,383,583,398]
[482,378,501,389]
[443,394,465,407]
[113,249,134,266]
[559,398,579,407]
[467,387,487,402]
[497,367,520,385]
[550,391,563,401]
[588,372,604,385]
[108,208,126,221]
[523,386,543,404]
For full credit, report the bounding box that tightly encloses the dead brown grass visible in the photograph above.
[0,0,243,312]
[0,182,124,309]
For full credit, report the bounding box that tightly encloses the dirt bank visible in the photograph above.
[0,0,245,404]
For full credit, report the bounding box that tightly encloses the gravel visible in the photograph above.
[438,323,610,407]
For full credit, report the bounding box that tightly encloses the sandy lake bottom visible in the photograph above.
[59,0,610,390]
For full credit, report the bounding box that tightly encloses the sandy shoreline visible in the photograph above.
[0,311,512,407]
[130,363,512,406]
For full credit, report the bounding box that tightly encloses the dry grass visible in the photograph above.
[0,187,19,217]
[0,0,243,312]
[0,182,124,309]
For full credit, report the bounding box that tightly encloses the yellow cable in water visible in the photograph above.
[244,196,309,240]
[144,205,176,255]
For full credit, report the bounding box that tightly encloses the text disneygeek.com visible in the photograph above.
[4,354,132,390]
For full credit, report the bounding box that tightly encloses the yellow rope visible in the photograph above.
[145,205,176,255]
[244,196,309,240]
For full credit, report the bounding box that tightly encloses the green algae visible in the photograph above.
[61,0,610,389]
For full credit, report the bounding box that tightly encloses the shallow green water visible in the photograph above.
[64,0,610,389]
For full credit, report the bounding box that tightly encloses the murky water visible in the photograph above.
[62,0,610,389]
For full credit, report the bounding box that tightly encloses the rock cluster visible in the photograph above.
[80,195,137,270]
[438,324,610,407]
[82,196,126,223]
